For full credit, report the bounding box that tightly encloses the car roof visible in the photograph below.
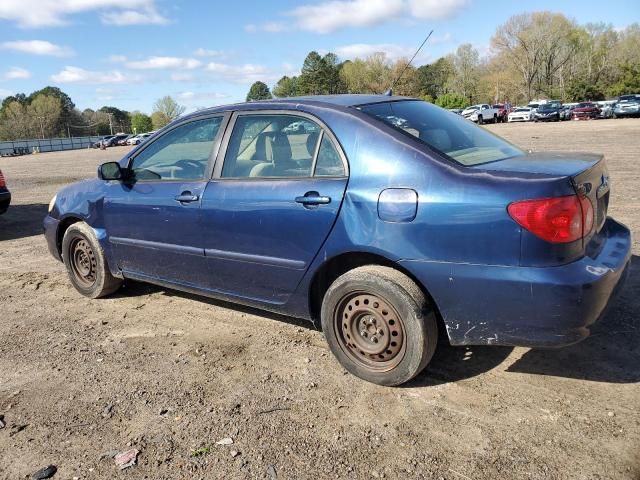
[180,94,412,121]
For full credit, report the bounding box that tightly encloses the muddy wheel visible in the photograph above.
[321,266,437,386]
[62,222,122,298]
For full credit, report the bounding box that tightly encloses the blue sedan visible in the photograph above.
[43,95,631,386]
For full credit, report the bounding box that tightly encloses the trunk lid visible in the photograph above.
[473,151,609,246]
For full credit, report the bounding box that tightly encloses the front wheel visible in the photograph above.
[477,115,483,125]
[321,266,438,386]
[62,222,122,298]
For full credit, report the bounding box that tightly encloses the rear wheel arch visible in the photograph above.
[308,251,447,341]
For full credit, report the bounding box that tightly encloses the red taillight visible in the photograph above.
[0,170,5,188]
[508,195,594,243]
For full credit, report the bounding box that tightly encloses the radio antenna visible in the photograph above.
[384,29,434,96]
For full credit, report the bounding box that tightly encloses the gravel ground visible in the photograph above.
[0,119,638,480]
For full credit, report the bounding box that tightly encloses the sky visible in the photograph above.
[0,0,638,114]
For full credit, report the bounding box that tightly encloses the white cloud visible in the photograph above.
[406,0,469,19]
[126,56,202,70]
[193,48,224,58]
[3,66,31,80]
[0,88,14,99]
[101,6,168,26]
[251,0,468,34]
[205,62,271,83]
[107,54,128,63]
[51,66,140,84]
[1,40,73,56]
[0,0,167,28]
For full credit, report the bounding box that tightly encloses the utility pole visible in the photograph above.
[108,113,114,135]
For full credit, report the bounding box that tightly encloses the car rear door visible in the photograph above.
[102,113,228,286]
[198,111,348,304]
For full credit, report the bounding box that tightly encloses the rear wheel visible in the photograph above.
[62,222,122,298]
[321,266,437,386]
[493,114,498,123]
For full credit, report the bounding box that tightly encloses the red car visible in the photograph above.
[0,168,11,214]
[492,104,512,123]
[571,102,600,120]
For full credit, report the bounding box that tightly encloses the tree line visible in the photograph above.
[0,90,186,141]
[247,13,640,108]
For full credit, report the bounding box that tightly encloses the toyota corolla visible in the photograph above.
[43,95,631,386]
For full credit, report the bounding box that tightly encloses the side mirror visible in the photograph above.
[98,162,123,181]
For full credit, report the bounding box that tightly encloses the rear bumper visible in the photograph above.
[0,190,10,214]
[43,214,62,261]
[400,218,632,347]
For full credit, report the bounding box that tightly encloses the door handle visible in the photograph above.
[295,192,331,206]
[174,192,199,203]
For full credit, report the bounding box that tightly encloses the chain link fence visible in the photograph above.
[0,136,103,156]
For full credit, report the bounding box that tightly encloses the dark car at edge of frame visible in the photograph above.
[43,95,632,386]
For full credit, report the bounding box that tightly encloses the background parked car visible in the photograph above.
[559,104,575,120]
[571,102,600,120]
[447,108,463,115]
[534,103,562,122]
[116,135,134,146]
[93,135,114,148]
[461,104,500,124]
[103,134,130,147]
[0,168,10,214]
[128,132,154,145]
[613,94,640,118]
[492,103,512,123]
[508,107,532,122]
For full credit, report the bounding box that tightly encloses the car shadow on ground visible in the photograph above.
[408,255,639,387]
[0,204,48,241]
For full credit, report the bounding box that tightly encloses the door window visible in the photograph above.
[222,115,324,178]
[130,117,222,181]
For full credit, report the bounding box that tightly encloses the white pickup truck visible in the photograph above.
[461,104,500,124]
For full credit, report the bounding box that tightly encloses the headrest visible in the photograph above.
[306,132,320,157]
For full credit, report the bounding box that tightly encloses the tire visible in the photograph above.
[320,266,438,386]
[62,222,122,298]
[477,115,483,125]
[493,114,498,124]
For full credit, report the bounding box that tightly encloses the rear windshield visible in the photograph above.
[357,100,523,166]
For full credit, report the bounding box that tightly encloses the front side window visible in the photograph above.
[130,117,222,181]
[222,114,325,178]
[358,101,523,166]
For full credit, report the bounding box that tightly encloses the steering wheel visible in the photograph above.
[174,159,204,177]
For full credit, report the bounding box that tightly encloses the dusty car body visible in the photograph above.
[43,95,632,385]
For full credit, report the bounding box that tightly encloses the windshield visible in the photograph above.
[514,108,529,112]
[358,100,523,166]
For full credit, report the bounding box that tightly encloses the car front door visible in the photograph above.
[103,114,227,286]
[199,111,348,304]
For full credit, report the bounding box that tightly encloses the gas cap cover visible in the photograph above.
[378,188,418,222]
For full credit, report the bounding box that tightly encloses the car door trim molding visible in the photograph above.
[211,109,349,180]
[204,247,306,270]
[109,236,203,256]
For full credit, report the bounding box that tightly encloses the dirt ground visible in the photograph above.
[0,119,638,480]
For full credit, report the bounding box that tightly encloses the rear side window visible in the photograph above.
[130,117,222,181]
[222,114,343,179]
[358,101,523,166]
[314,136,344,177]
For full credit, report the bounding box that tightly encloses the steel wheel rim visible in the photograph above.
[70,237,97,288]
[334,292,406,372]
